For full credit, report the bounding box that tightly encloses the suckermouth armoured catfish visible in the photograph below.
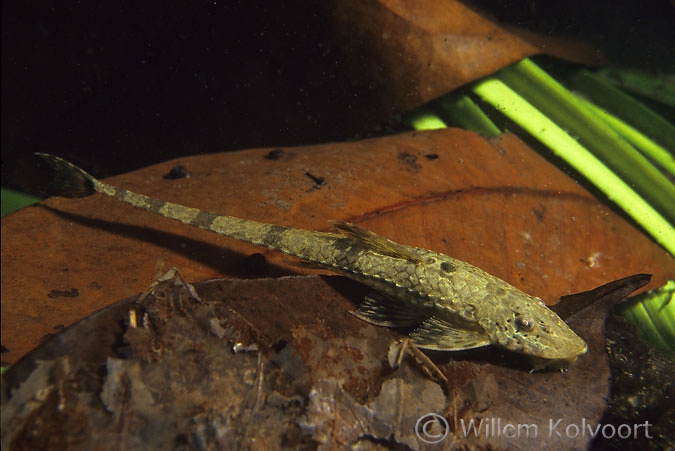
[36,153,588,371]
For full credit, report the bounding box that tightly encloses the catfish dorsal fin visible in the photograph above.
[331,221,425,263]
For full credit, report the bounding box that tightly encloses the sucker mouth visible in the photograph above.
[528,354,582,372]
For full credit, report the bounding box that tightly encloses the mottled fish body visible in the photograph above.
[37,153,588,369]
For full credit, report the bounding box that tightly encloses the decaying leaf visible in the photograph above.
[551,273,652,320]
[326,0,603,120]
[1,270,656,449]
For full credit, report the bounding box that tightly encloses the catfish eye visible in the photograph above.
[516,316,535,331]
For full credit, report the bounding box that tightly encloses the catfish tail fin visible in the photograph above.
[36,153,98,197]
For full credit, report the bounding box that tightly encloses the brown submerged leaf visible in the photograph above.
[326,0,603,122]
[551,273,652,320]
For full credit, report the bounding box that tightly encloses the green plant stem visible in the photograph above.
[405,107,447,130]
[583,68,675,131]
[616,281,675,354]
[578,96,675,176]
[436,93,501,137]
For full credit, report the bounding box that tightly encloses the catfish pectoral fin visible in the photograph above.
[409,317,491,351]
[350,293,431,328]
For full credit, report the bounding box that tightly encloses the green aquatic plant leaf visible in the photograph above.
[405,58,675,256]
[471,77,675,255]
[495,59,675,227]
[1,188,41,217]
[615,280,675,355]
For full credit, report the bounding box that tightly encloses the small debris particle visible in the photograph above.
[163,165,191,179]
[424,153,439,160]
[581,252,602,268]
[232,342,259,353]
[128,309,138,328]
[209,318,227,339]
[47,288,80,299]
[264,149,286,160]
[305,172,326,188]
[398,152,421,171]
[531,206,545,223]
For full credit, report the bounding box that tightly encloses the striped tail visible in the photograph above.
[36,153,238,228]
[35,153,340,261]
